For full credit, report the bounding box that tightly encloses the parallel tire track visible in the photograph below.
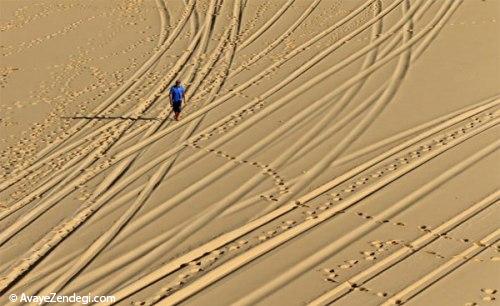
[0,0,197,192]
[0,0,380,208]
[33,0,242,297]
[11,100,495,296]
[0,0,403,242]
[90,0,433,244]
[156,118,497,306]
[309,191,500,305]
[380,229,499,306]
[102,99,498,304]
[235,0,295,51]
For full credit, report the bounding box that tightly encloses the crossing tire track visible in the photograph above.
[309,191,500,305]
[100,100,498,303]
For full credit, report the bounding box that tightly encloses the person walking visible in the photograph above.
[169,80,186,121]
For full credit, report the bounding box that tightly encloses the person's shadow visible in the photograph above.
[61,116,164,121]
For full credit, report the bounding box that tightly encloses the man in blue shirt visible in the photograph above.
[169,80,186,121]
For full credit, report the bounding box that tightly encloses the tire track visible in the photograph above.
[70,2,383,298]
[33,0,241,296]
[0,10,209,220]
[0,0,362,210]
[0,0,381,200]
[155,0,171,46]
[235,1,269,44]
[81,96,486,226]
[186,0,200,41]
[112,0,384,281]
[93,0,430,243]
[0,0,492,304]
[11,100,494,295]
[0,0,197,192]
[235,0,295,51]
[256,0,455,218]
[163,123,498,306]
[0,19,208,245]
[381,229,500,306]
[0,0,235,294]
[92,0,399,165]
[0,14,212,290]
[0,0,404,238]
[228,0,321,78]
[102,101,498,304]
[180,0,212,85]
[64,0,224,211]
[309,191,499,305]
[18,22,230,203]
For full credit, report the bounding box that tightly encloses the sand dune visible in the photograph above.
[0,0,499,305]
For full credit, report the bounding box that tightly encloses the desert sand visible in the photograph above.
[0,0,499,305]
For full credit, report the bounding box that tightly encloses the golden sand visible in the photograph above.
[0,0,498,305]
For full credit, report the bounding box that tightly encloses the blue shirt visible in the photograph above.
[170,85,185,102]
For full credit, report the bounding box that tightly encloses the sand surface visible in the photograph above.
[0,0,499,305]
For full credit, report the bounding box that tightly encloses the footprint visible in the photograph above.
[386,240,400,245]
[258,235,267,241]
[370,240,384,248]
[228,245,240,251]
[324,274,338,282]
[419,225,428,230]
